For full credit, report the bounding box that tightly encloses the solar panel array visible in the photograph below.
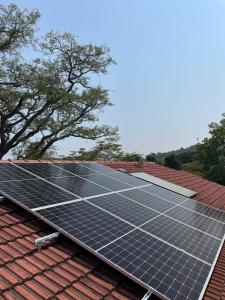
[0,161,224,300]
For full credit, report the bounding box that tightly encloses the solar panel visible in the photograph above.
[181,199,225,223]
[141,215,221,264]
[142,185,188,204]
[0,178,77,209]
[89,193,159,226]
[17,163,70,178]
[166,206,225,239]
[80,174,131,191]
[0,161,225,300]
[120,189,176,213]
[52,162,100,175]
[106,171,150,187]
[98,229,211,300]
[37,201,134,250]
[45,176,110,198]
[0,163,36,182]
[79,162,118,174]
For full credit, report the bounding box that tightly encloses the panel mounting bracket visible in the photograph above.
[35,232,60,251]
[0,196,4,202]
[141,288,154,300]
[141,288,153,300]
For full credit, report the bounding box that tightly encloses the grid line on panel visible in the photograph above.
[119,190,221,241]
[140,215,221,264]
[98,229,211,300]
[33,185,153,211]
[77,162,150,187]
[37,201,134,251]
[0,163,37,182]
[16,163,70,178]
[166,206,225,240]
[180,200,225,224]
[44,176,109,199]
[89,193,160,226]
[11,162,82,198]
[141,185,189,205]
[120,189,177,213]
[88,194,211,265]
[52,163,134,192]
[51,163,114,192]
[0,178,77,209]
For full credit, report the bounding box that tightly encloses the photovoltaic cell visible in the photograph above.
[16,163,70,178]
[0,163,36,182]
[79,162,118,174]
[45,176,109,198]
[141,215,221,264]
[53,163,101,176]
[106,171,150,187]
[37,201,134,250]
[0,178,76,209]
[181,199,225,223]
[166,206,225,239]
[80,174,131,191]
[120,189,176,213]
[142,185,188,204]
[99,229,211,300]
[89,193,159,226]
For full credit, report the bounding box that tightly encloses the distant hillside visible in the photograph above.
[155,144,197,160]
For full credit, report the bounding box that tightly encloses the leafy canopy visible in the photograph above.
[195,113,225,184]
[0,4,117,159]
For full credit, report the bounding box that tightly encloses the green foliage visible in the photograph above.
[146,153,157,162]
[194,113,225,184]
[164,154,181,170]
[0,3,117,159]
[12,141,58,159]
[176,152,194,164]
[120,152,141,162]
[204,162,225,185]
[64,137,123,161]
[182,160,203,176]
[155,145,197,161]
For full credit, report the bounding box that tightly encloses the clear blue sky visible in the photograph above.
[3,0,225,156]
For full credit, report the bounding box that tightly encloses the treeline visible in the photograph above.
[63,113,225,186]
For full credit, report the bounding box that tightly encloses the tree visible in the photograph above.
[195,113,225,184]
[205,161,225,185]
[66,138,123,161]
[164,154,181,170]
[12,141,58,159]
[0,4,117,159]
[120,152,141,162]
[146,153,157,162]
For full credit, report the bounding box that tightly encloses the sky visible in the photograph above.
[3,0,225,156]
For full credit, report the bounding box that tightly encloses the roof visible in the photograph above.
[0,160,225,300]
[103,161,225,210]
